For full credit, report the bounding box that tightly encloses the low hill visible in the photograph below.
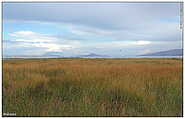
[140,49,183,56]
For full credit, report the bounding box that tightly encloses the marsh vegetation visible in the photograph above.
[3,58,182,116]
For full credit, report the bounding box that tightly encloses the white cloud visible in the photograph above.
[8,31,77,52]
[138,49,152,55]
[9,31,58,43]
[30,43,73,52]
[84,40,152,49]
[134,41,151,45]
[10,31,34,36]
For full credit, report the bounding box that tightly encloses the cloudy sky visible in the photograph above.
[3,2,182,57]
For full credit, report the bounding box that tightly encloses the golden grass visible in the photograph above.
[3,58,182,116]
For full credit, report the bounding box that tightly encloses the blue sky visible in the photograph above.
[3,3,182,57]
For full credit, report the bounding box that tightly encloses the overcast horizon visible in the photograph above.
[3,2,183,58]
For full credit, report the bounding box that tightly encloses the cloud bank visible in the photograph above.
[3,2,182,57]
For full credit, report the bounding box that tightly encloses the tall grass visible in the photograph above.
[3,58,182,116]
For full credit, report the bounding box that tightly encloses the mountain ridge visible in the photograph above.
[77,53,110,58]
[140,49,183,56]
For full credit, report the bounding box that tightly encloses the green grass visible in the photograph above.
[3,58,183,116]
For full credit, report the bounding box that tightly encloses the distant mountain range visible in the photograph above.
[4,52,110,58]
[140,49,183,56]
[42,52,63,57]
[4,49,183,58]
[77,53,110,58]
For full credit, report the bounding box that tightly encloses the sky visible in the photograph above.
[2,2,183,57]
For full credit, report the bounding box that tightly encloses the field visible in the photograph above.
[3,58,183,116]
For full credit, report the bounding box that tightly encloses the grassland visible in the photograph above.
[3,58,183,116]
